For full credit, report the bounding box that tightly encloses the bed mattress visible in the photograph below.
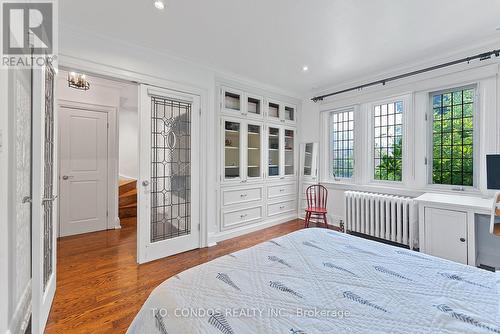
[128,228,500,334]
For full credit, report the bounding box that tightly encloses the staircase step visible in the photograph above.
[119,204,137,219]
[119,179,136,196]
[119,188,137,207]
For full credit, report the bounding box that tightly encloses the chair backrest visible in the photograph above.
[490,192,500,236]
[306,184,328,209]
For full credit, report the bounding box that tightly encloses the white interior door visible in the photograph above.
[32,65,57,334]
[59,107,108,237]
[138,85,200,263]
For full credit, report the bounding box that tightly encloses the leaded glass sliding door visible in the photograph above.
[32,63,58,333]
[138,86,201,264]
[150,96,192,241]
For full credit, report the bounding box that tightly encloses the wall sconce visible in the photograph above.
[68,72,90,90]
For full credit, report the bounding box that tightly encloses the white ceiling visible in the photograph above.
[59,0,500,95]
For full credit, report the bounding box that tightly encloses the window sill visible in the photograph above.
[319,181,485,199]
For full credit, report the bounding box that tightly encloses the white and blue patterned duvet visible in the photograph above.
[128,228,500,334]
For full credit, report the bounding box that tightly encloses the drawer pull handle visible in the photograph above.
[280,205,285,209]
[279,189,285,192]
[460,237,466,242]
[240,214,248,219]
[240,194,248,197]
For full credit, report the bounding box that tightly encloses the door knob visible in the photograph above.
[62,175,73,180]
[460,237,466,242]
[142,180,149,187]
[22,196,31,204]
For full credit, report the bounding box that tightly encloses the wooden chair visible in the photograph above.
[491,192,500,236]
[304,185,328,228]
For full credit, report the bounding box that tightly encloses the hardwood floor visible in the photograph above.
[45,218,318,333]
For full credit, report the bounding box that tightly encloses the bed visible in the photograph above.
[127,228,500,334]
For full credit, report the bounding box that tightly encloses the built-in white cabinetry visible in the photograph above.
[266,99,296,124]
[298,142,319,219]
[267,125,296,178]
[423,207,468,264]
[218,85,299,238]
[223,118,264,182]
[221,86,265,120]
[415,193,494,266]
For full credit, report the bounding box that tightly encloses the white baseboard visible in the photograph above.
[115,217,122,229]
[209,214,298,244]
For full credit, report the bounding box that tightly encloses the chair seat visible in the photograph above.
[305,207,327,213]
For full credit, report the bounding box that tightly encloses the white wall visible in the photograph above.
[57,71,139,180]
[300,60,500,228]
[118,84,138,179]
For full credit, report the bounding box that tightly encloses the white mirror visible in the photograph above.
[300,142,318,179]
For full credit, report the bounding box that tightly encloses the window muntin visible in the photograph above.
[431,87,475,187]
[330,110,354,178]
[373,101,403,182]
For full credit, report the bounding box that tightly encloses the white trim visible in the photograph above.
[57,100,120,232]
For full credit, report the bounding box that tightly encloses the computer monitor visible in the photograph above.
[486,154,500,190]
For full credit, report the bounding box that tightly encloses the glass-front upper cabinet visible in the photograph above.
[224,120,242,180]
[247,124,262,178]
[246,94,263,119]
[284,105,296,123]
[267,100,281,122]
[222,87,242,114]
[284,129,295,176]
[301,142,318,179]
[268,126,281,177]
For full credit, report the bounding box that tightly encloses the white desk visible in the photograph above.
[415,193,493,266]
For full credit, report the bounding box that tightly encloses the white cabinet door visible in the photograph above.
[424,208,468,264]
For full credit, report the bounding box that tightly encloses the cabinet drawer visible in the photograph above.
[223,186,263,206]
[268,183,296,199]
[223,205,263,230]
[268,199,296,217]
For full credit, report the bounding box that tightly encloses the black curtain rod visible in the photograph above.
[311,48,500,102]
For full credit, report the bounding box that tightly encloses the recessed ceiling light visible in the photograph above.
[302,65,309,72]
[154,0,165,10]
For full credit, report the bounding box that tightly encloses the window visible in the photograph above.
[373,101,403,181]
[330,109,354,178]
[431,87,475,187]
